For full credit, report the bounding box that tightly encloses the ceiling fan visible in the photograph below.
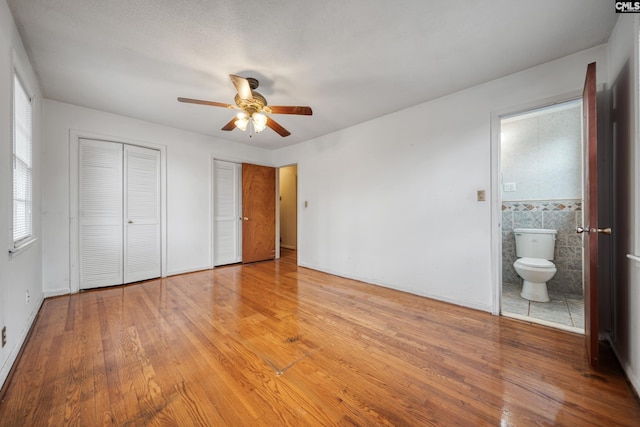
[178,74,312,137]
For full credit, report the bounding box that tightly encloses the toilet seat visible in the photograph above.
[515,257,554,268]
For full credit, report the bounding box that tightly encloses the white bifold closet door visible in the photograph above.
[213,160,242,266]
[79,139,161,289]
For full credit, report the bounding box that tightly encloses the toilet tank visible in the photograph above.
[514,228,557,260]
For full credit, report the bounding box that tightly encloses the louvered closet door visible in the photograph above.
[124,145,161,283]
[214,160,242,266]
[79,139,124,288]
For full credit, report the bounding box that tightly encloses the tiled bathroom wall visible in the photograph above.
[502,200,583,295]
[500,100,583,297]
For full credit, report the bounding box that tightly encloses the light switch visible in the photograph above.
[477,190,486,202]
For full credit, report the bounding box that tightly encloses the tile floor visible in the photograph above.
[501,282,584,333]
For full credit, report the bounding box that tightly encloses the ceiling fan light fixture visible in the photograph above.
[234,112,249,131]
[252,113,267,133]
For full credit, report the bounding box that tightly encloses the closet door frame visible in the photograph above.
[69,130,167,294]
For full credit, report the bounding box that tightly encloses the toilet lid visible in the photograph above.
[517,257,554,268]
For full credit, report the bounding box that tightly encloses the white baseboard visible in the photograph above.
[297,262,493,313]
[0,298,43,389]
[622,361,640,397]
[44,288,72,298]
[607,336,640,397]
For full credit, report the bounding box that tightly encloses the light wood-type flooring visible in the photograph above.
[1,249,639,426]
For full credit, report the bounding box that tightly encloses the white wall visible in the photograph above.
[274,45,608,312]
[0,0,43,388]
[607,14,640,395]
[42,100,272,295]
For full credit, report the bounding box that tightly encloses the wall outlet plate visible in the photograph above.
[504,182,517,192]
[477,190,486,201]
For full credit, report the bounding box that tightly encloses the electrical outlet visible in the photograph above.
[1,326,6,348]
[26,290,30,304]
[503,182,517,192]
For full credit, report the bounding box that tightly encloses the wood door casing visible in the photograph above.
[242,163,276,263]
[583,61,599,367]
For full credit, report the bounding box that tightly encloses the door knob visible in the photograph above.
[243,217,249,221]
[576,226,611,235]
[593,227,612,235]
[128,220,133,224]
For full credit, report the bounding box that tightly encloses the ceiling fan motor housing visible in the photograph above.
[234,92,267,115]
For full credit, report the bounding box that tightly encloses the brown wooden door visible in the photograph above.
[580,62,608,367]
[242,163,276,263]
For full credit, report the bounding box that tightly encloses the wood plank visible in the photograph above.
[1,249,639,425]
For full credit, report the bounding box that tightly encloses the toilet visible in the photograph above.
[512,228,557,302]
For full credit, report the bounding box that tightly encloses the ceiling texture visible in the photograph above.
[7,0,617,150]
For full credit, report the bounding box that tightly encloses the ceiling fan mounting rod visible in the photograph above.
[246,77,259,90]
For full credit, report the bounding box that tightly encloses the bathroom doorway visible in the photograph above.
[499,98,585,333]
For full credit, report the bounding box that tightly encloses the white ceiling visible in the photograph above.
[7,0,617,150]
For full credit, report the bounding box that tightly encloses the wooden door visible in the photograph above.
[580,62,609,367]
[242,163,276,263]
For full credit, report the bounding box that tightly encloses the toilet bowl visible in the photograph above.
[512,228,558,303]
[513,257,556,302]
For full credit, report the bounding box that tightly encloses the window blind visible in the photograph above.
[13,74,33,246]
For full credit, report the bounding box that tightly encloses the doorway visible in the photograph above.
[279,165,297,251]
[498,99,585,333]
[212,160,278,266]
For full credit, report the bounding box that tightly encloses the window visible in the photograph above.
[12,73,33,249]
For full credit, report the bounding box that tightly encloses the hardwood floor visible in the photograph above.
[1,249,639,426]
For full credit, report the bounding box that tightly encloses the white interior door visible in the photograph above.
[79,139,161,289]
[124,145,161,283]
[79,139,124,288]
[214,160,242,266]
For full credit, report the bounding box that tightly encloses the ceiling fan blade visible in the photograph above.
[178,97,235,109]
[229,74,253,100]
[267,106,313,115]
[221,118,236,131]
[266,117,291,137]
